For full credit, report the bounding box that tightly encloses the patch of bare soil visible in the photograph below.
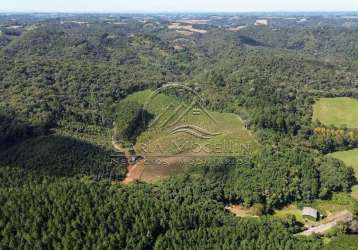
[168,22,207,35]
[227,26,247,32]
[226,204,261,218]
[176,19,209,25]
[122,160,145,184]
[112,139,146,184]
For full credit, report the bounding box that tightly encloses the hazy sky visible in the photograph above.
[1,0,357,12]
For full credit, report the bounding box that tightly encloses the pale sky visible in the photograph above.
[0,0,357,13]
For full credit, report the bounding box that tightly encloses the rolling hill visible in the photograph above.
[117,88,260,181]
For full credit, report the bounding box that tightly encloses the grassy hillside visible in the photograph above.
[329,149,358,177]
[329,149,358,199]
[120,89,260,181]
[313,98,358,128]
[124,89,259,155]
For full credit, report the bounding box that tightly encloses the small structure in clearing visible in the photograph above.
[302,207,319,221]
[300,210,357,236]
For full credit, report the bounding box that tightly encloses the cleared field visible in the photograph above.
[226,204,262,218]
[312,97,358,128]
[328,149,358,200]
[329,149,358,177]
[274,193,358,228]
[314,98,358,199]
[311,193,358,215]
[122,89,259,181]
[168,22,208,34]
[125,90,259,154]
[273,205,325,228]
[273,205,308,225]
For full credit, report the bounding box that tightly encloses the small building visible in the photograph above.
[302,207,319,221]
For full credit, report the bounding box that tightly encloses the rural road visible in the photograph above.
[112,138,145,184]
[300,210,354,236]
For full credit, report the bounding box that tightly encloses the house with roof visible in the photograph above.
[302,207,319,221]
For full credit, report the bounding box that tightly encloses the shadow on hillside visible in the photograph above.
[128,109,155,145]
[0,108,128,180]
[0,112,48,151]
[0,134,127,179]
[238,35,267,47]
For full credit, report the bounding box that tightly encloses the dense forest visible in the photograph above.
[0,13,357,249]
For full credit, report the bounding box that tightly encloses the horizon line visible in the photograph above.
[1,10,358,14]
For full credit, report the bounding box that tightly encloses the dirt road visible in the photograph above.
[112,138,145,184]
[300,210,354,236]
